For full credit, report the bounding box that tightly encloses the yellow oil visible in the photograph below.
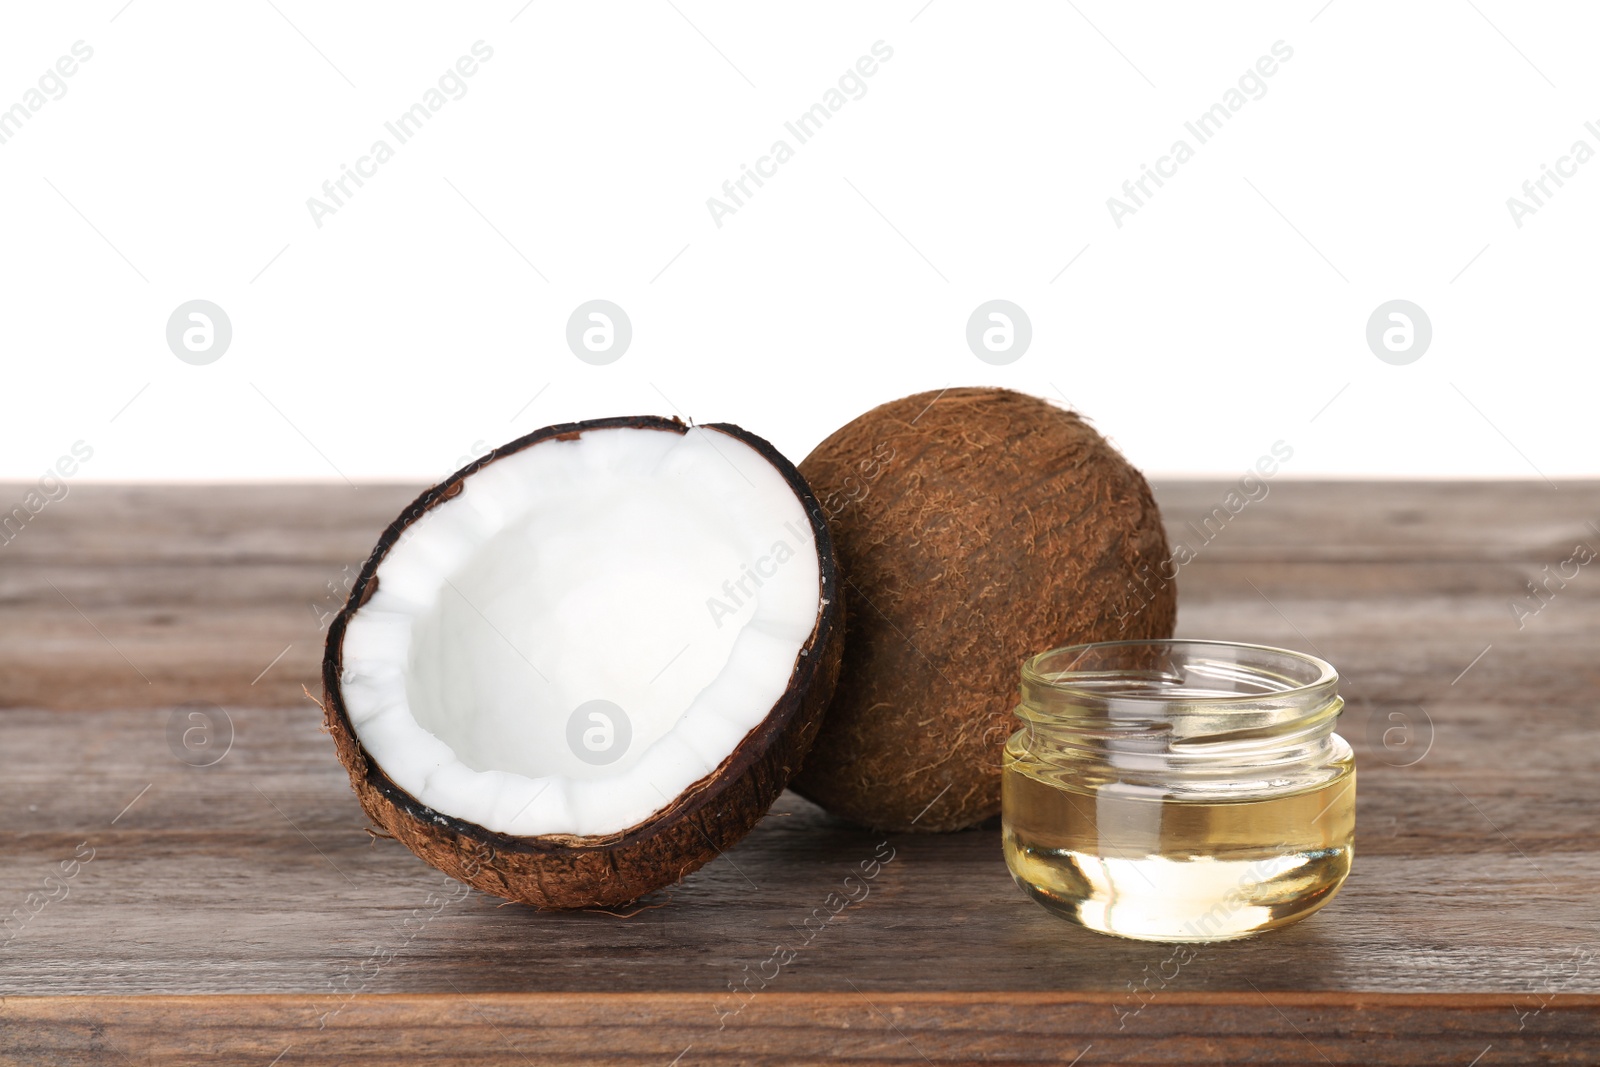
[1002,745,1355,942]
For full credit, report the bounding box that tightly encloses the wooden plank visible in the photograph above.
[3,482,1598,710]
[4,482,1593,564]
[2,993,1598,1066]
[0,483,418,711]
[1148,479,1600,563]
[8,555,1591,709]
[1,699,1596,996]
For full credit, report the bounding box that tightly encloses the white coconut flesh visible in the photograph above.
[337,426,823,839]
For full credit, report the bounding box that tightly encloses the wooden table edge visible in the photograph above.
[5,991,1597,1063]
[9,990,1598,1008]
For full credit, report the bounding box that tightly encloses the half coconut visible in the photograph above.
[322,416,842,908]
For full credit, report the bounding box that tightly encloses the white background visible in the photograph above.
[2,1,1595,484]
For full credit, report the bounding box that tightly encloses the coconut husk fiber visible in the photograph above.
[791,387,1176,832]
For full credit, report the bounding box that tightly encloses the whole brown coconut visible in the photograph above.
[791,387,1175,832]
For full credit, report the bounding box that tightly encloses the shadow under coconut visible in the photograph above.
[390,791,1016,995]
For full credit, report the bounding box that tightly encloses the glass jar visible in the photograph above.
[1002,639,1355,942]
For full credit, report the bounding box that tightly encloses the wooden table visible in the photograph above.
[2,482,1597,1065]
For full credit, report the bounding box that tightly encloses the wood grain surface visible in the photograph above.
[4,993,1599,1066]
[2,481,1598,1064]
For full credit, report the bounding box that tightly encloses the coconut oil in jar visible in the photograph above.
[1002,640,1355,942]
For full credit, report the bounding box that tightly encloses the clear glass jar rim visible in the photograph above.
[1020,638,1338,707]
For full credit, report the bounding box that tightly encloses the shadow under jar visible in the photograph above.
[1002,639,1355,942]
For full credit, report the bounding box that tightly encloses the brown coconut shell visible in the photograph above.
[321,416,843,908]
[790,388,1175,832]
